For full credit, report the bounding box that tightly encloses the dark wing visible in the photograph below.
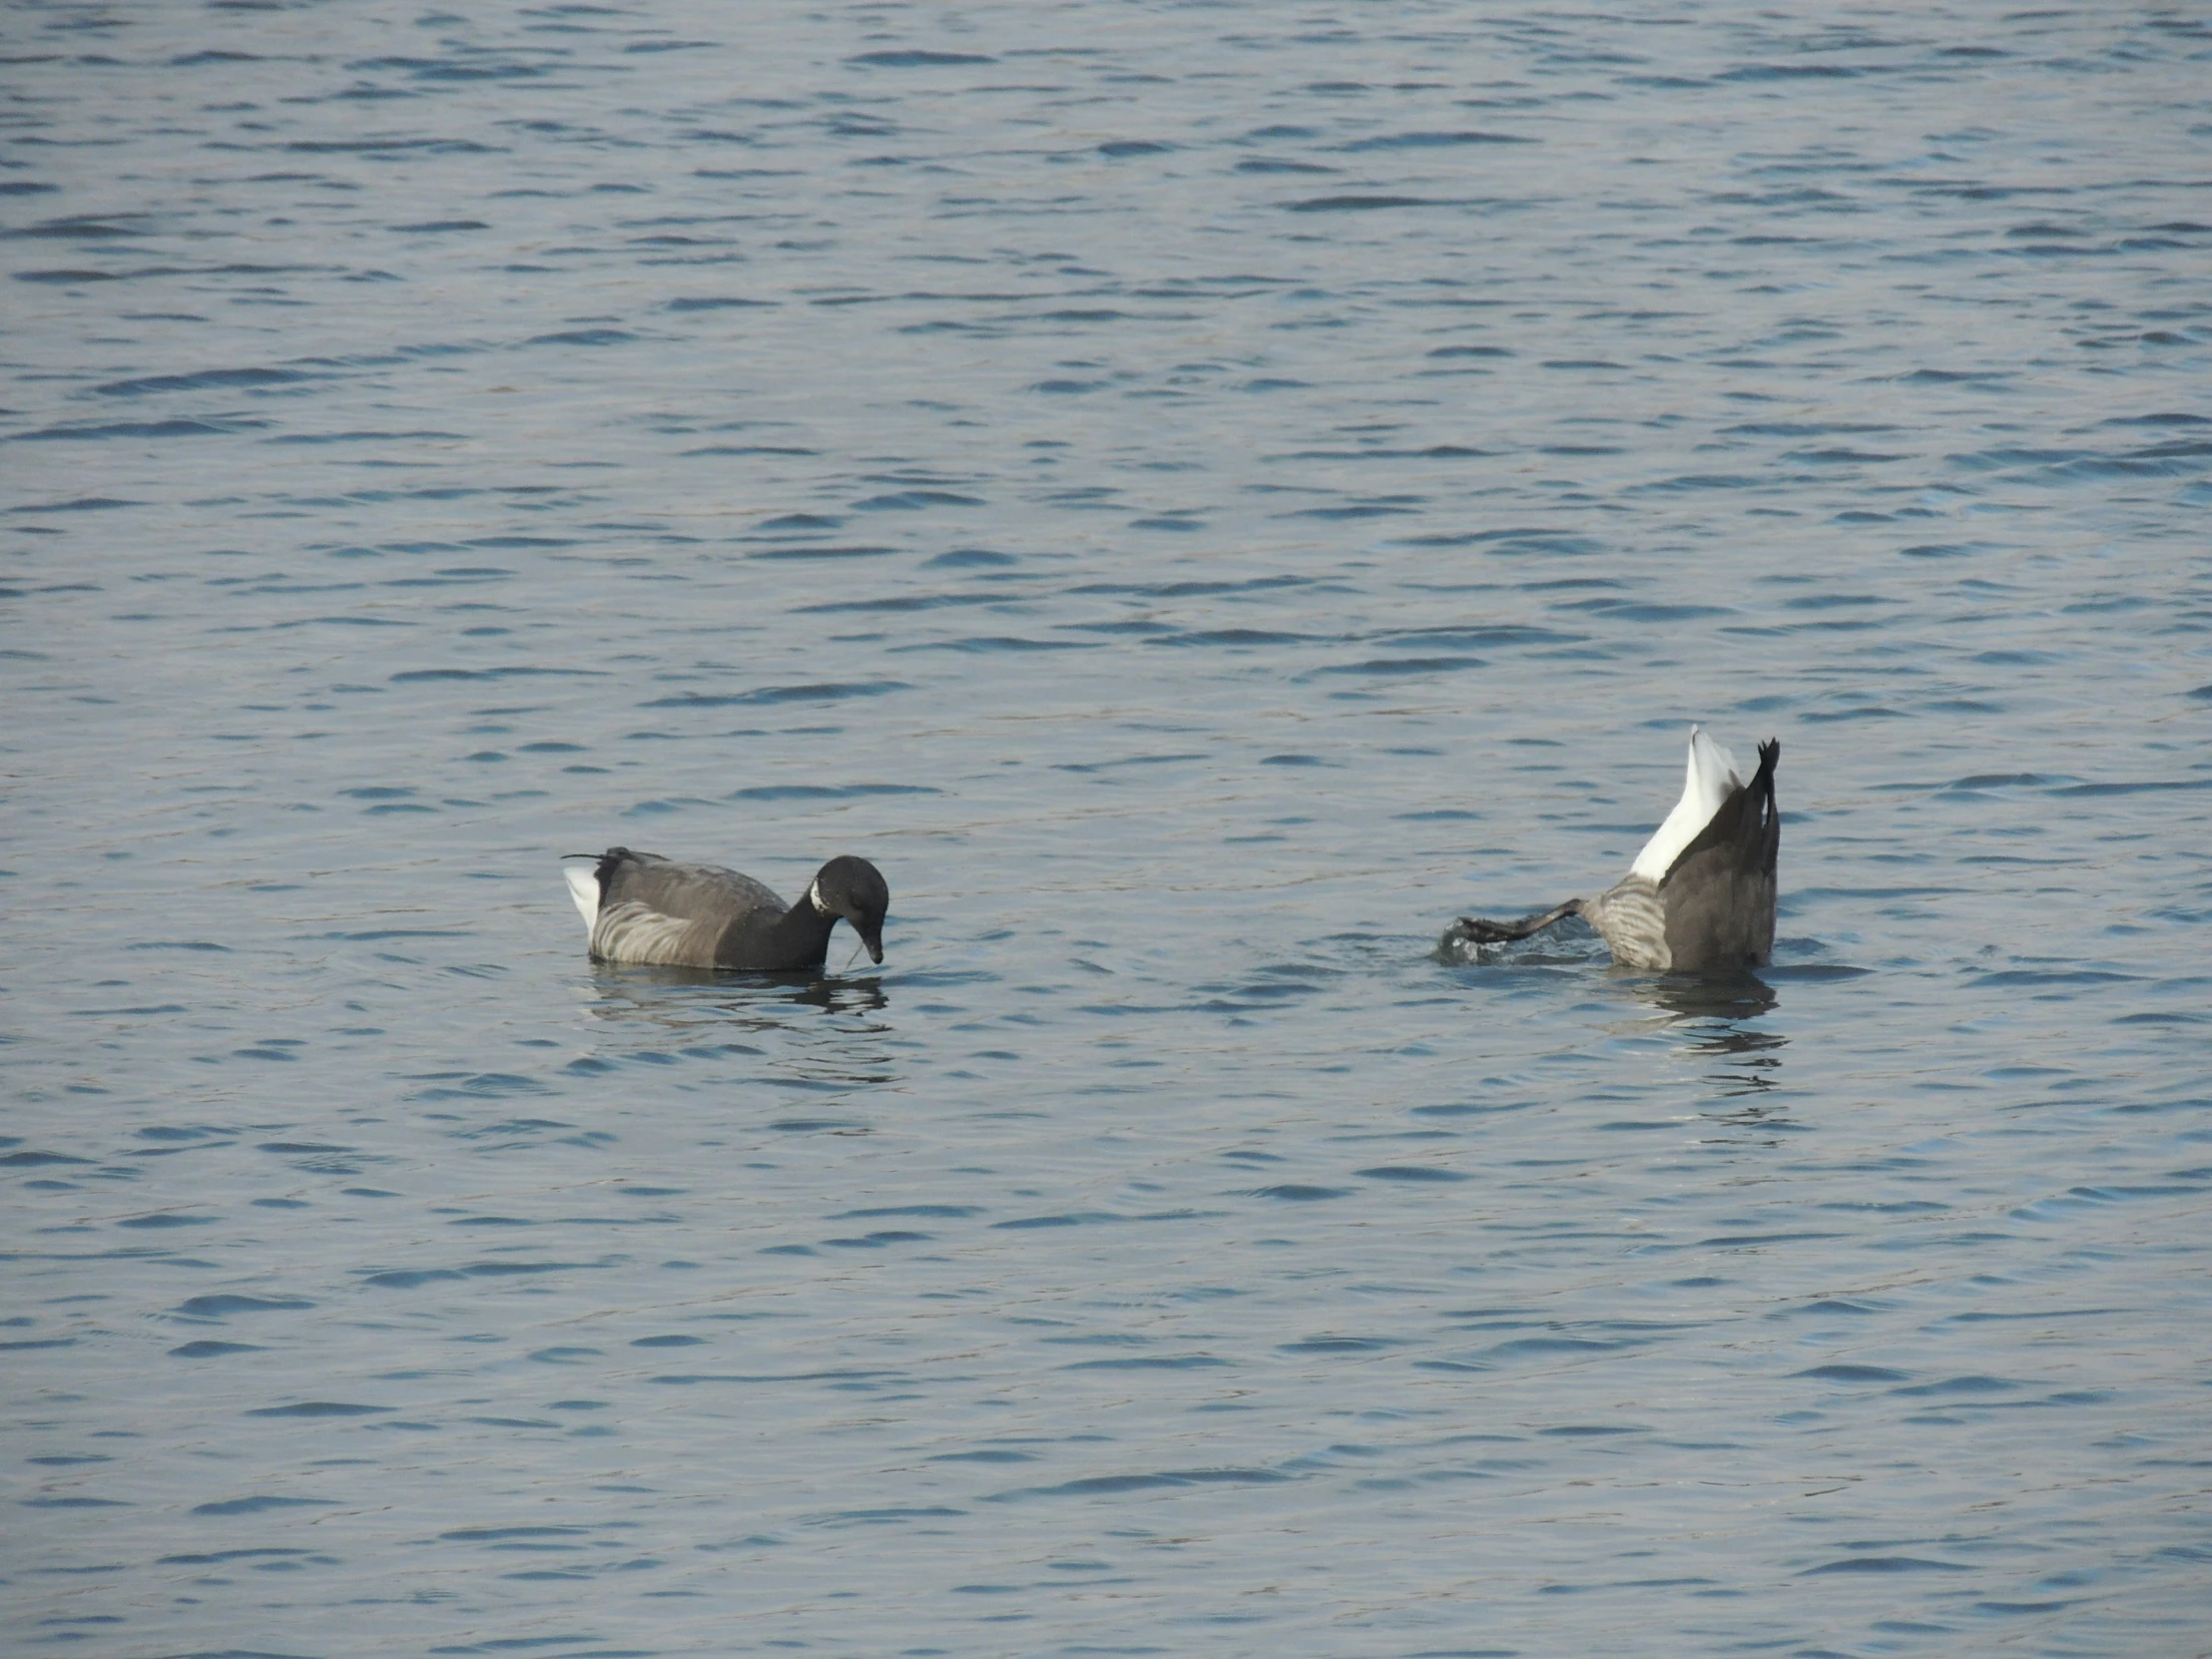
[590,847,789,967]
[599,848,787,918]
[1659,739,1779,970]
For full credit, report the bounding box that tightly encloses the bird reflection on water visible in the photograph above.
[588,963,888,1018]
[1628,970,1788,1109]
[1444,919,1791,1111]
[577,966,895,1093]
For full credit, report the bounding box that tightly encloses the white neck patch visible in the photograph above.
[808,877,831,915]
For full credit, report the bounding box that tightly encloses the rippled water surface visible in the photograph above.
[7,3,2212,1654]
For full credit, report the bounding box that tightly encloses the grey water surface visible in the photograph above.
[6,3,2212,1655]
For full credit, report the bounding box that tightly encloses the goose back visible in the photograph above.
[587,848,802,969]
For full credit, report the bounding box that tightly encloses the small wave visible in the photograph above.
[643,681,908,707]
[1284,194,1437,213]
[846,49,996,67]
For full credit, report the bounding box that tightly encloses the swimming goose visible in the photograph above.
[1449,728,1779,972]
[563,846,888,971]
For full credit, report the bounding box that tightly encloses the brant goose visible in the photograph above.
[563,847,888,971]
[1449,727,1779,972]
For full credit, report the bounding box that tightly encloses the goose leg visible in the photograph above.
[1447,898,1584,945]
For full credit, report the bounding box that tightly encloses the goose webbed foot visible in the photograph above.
[1438,898,1583,961]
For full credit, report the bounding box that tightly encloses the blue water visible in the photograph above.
[6,4,2211,1654]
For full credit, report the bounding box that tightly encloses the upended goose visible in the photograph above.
[1447,728,1780,972]
[563,846,888,971]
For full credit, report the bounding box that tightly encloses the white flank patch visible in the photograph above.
[1590,876,1670,970]
[1628,726,1743,882]
[563,863,601,934]
[592,901,699,966]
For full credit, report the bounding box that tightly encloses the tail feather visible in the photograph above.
[563,862,602,935]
